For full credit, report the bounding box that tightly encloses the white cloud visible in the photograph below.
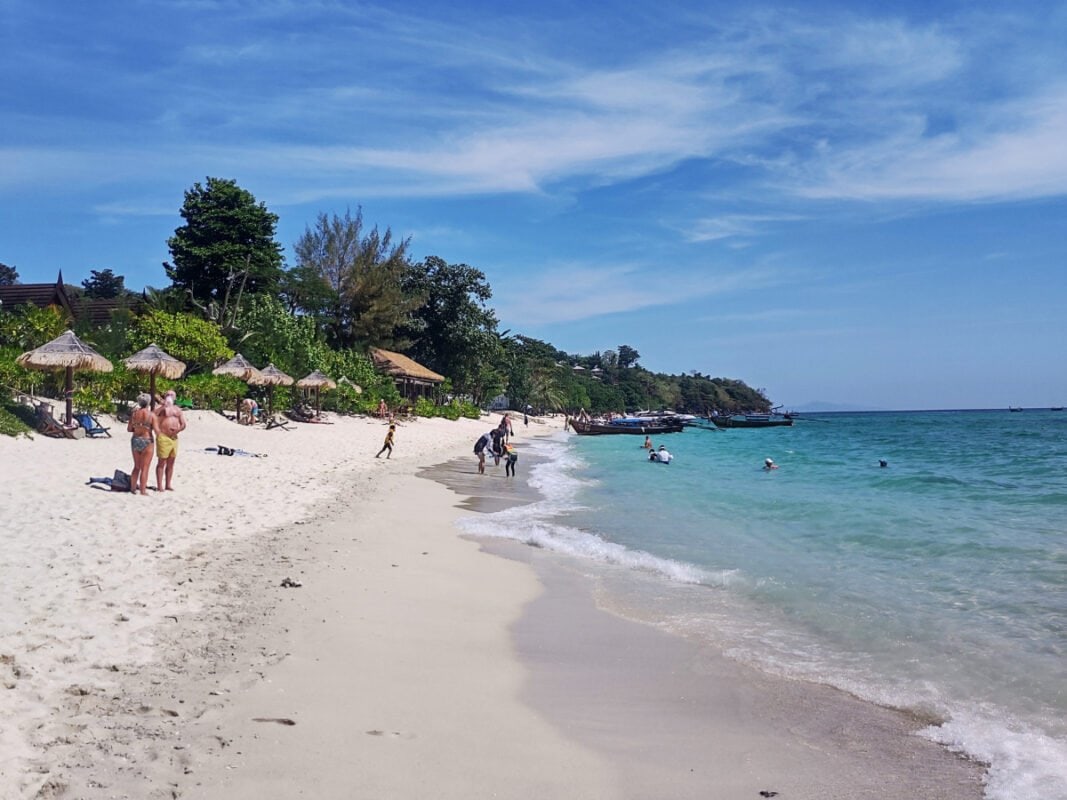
[794,84,1067,202]
[494,262,793,325]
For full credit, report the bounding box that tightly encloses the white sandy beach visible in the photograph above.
[0,408,985,799]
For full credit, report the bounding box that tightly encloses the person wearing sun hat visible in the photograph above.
[764,457,778,470]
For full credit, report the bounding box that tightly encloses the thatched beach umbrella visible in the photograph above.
[17,330,113,425]
[212,353,265,420]
[256,363,294,418]
[122,343,186,409]
[297,370,337,415]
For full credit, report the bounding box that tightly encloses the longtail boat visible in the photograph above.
[568,417,684,436]
[710,414,793,429]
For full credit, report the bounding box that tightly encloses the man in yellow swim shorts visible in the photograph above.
[154,390,187,491]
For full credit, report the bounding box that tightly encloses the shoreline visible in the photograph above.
[423,446,988,799]
[0,413,988,798]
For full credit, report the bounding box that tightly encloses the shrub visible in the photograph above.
[178,373,246,411]
[0,399,34,437]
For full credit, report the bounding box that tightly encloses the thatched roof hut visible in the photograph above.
[369,347,445,400]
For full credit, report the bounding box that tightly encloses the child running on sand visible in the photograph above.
[376,424,396,459]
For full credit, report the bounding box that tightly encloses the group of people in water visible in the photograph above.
[642,436,673,464]
[474,414,518,476]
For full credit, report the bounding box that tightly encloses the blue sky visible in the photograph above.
[2,1,1066,410]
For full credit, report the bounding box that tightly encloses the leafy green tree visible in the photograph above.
[166,177,285,324]
[617,344,640,368]
[402,256,500,397]
[0,262,18,285]
[239,295,330,376]
[528,366,566,412]
[81,269,126,299]
[0,303,69,350]
[290,207,420,349]
[130,310,233,374]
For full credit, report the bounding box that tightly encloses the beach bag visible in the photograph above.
[111,469,131,492]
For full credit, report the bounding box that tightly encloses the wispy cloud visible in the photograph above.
[683,214,804,243]
[3,2,1066,213]
[494,262,794,325]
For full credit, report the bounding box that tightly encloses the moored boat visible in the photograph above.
[710,414,793,429]
[567,417,685,435]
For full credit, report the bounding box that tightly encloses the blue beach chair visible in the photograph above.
[75,412,112,438]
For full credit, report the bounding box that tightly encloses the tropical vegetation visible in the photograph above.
[0,178,770,425]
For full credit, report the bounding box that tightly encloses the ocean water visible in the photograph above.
[459,411,1067,800]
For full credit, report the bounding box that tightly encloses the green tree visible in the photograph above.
[0,262,18,285]
[239,295,330,377]
[130,310,233,374]
[290,207,420,349]
[165,177,285,325]
[529,366,565,412]
[617,344,640,368]
[81,268,126,299]
[402,256,500,398]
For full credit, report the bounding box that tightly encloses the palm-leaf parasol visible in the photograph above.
[123,343,186,408]
[296,370,337,415]
[212,353,265,420]
[255,363,294,419]
[17,330,113,425]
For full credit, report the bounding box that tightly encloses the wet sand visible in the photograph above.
[419,454,988,800]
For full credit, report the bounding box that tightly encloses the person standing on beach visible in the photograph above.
[376,424,396,459]
[127,393,156,495]
[498,413,513,443]
[377,398,388,419]
[154,390,187,491]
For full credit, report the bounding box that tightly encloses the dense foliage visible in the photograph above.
[1,177,771,431]
[165,177,285,326]
[288,208,419,350]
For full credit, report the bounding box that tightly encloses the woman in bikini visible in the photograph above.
[127,393,156,495]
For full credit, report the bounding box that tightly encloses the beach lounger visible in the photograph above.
[75,412,111,438]
[36,404,84,439]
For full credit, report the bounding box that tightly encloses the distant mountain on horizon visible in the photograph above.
[788,401,885,413]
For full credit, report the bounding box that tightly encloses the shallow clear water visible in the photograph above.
[460,411,1067,800]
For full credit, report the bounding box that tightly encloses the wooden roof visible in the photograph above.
[370,347,445,383]
[0,272,144,325]
[0,273,74,320]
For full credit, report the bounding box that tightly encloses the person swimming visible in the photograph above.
[764,457,778,470]
[650,445,673,464]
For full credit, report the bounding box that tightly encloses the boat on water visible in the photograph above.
[568,416,685,436]
[710,414,793,429]
[1008,407,1024,412]
[1051,407,1063,411]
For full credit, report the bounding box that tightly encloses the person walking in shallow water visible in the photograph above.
[376,424,396,458]
[504,443,518,477]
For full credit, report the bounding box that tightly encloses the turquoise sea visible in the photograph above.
[459,410,1067,800]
